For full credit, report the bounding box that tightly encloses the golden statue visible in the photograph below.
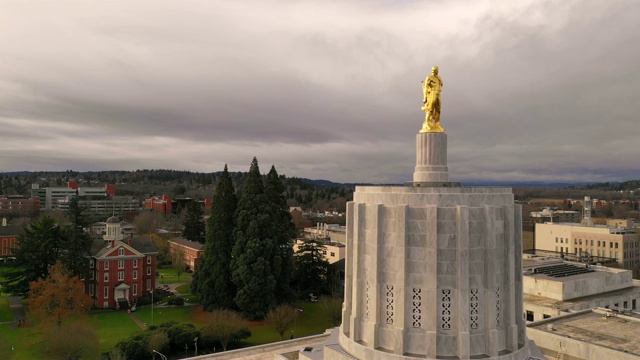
[420,66,444,133]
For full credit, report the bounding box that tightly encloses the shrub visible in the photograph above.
[168,296,185,306]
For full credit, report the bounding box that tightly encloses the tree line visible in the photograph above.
[0,169,355,213]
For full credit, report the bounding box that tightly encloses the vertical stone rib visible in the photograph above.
[504,205,518,351]
[395,204,407,354]
[367,204,381,348]
[349,203,365,342]
[457,206,470,358]
[342,201,355,337]
[513,204,526,347]
[425,205,438,358]
[484,206,499,357]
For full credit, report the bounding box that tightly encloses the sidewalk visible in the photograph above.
[126,311,146,330]
[8,296,25,329]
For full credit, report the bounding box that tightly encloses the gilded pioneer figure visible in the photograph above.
[420,66,444,133]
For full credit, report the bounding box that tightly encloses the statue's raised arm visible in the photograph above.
[420,66,444,133]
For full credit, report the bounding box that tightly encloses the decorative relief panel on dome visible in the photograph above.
[412,288,422,328]
[441,289,452,330]
[470,288,479,329]
[495,286,501,327]
[385,284,394,324]
[365,281,371,319]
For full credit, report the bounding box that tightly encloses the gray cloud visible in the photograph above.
[1,0,639,184]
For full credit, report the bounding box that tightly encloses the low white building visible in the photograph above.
[522,256,640,322]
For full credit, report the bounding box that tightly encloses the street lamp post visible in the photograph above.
[152,350,167,360]
[194,337,199,356]
[293,308,303,338]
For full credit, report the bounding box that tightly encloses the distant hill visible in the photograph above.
[462,181,591,188]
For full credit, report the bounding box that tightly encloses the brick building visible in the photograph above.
[0,218,21,262]
[0,196,40,216]
[86,216,158,309]
[144,194,172,215]
[290,207,312,230]
[168,237,205,269]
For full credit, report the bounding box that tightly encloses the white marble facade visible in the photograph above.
[329,133,538,360]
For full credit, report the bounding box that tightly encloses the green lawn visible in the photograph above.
[0,283,333,358]
[157,268,192,284]
[0,298,12,322]
[244,302,335,345]
[0,322,46,360]
[89,311,142,352]
[133,305,202,328]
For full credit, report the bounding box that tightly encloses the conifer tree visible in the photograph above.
[264,166,296,304]
[293,239,330,297]
[183,201,206,244]
[198,165,238,311]
[2,215,63,296]
[231,158,278,319]
[60,196,92,278]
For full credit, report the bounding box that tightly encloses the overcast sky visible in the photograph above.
[1,0,639,184]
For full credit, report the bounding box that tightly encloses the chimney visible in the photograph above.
[111,240,115,248]
[128,237,132,246]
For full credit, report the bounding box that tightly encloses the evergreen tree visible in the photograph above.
[60,197,92,278]
[183,201,206,243]
[264,166,296,304]
[198,165,238,310]
[2,215,63,296]
[292,240,330,297]
[231,158,277,319]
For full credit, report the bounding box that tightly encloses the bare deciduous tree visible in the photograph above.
[201,309,250,351]
[265,305,300,340]
[148,331,169,360]
[46,320,99,360]
[319,296,343,327]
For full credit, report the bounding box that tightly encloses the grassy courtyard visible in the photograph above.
[0,265,336,359]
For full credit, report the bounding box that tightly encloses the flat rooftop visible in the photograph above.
[528,309,640,355]
[526,263,597,283]
[523,282,640,309]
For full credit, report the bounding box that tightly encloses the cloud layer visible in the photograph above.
[1,0,639,183]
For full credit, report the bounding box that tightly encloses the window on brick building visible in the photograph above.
[147,256,151,264]
[133,283,137,296]
[133,259,138,268]
[133,270,138,280]
[104,273,109,282]
[104,286,109,299]
[118,260,124,269]
[118,271,124,281]
[104,261,109,270]
[147,267,151,276]
[146,279,151,290]
[118,248,124,256]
